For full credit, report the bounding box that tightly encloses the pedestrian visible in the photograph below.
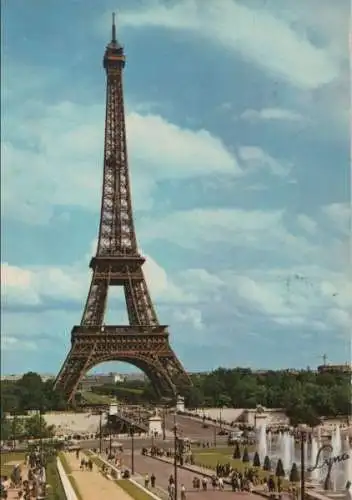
[151,473,156,488]
[168,483,175,499]
[180,484,186,499]
[202,476,207,491]
[144,473,149,488]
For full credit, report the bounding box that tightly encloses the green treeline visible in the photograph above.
[1,368,349,429]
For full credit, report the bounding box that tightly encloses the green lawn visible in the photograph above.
[0,452,26,477]
[81,391,114,404]
[117,479,156,500]
[193,447,289,488]
[45,456,67,500]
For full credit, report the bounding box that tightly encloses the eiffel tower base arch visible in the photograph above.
[55,325,190,404]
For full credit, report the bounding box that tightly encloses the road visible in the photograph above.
[76,413,228,451]
[164,413,228,443]
[121,450,256,500]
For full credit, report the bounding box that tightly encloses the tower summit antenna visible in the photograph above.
[112,12,117,43]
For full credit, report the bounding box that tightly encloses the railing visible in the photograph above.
[56,456,78,500]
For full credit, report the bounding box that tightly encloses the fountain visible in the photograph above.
[281,432,292,475]
[258,422,267,463]
[267,430,272,456]
[310,435,319,482]
[328,425,343,491]
[344,438,352,488]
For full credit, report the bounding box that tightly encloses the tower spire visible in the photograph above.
[112,12,117,44]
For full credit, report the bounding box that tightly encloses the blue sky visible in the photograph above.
[1,0,350,376]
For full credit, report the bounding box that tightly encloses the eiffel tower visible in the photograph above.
[54,15,192,403]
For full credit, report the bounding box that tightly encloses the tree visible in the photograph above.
[287,405,321,428]
[253,451,261,467]
[289,463,300,483]
[242,447,250,463]
[24,414,55,439]
[11,416,25,440]
[233,442,241,459]
[263,455,271,471]
[275,459,285,478]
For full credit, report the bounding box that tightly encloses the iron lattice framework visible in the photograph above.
[54,16,192,403]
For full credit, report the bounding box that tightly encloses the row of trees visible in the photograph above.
[1,368,349,425]
[1,412,55,441]
[91,367,350,424]
[184,368,350,423]
[234,446,299,481]
[2,372,67,414]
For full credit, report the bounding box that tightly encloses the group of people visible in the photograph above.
[167,474,186,500]
[0,450,47,500]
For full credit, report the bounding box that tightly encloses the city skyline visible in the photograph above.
[2,0,350,375]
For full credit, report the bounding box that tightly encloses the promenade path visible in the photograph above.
[64,452,133,500]
[110,449,258,500]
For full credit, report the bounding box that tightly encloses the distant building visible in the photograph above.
[0,374,54,382]
[317,363,351,374]
[78,372,125,391]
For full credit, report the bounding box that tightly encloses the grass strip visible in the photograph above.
[46,457,67,500]
[58,452,84,500]
[117,479,157,500]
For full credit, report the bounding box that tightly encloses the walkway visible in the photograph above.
[64,452,133,499]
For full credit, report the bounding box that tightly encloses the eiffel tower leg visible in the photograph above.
[81,273,109,326]
[54,273,108,398]
[125,274,158,326]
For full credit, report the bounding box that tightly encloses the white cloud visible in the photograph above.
[297,214,318,235]
[2,101,239,224]
[1,251,194,312]
[173,308,204,331]
[2,336,37,352]
[112,0,341,89]
[240,108,305,122]
[221,265,350,333]
[1,261,88,308]
[238,146,291,177]
[139,208,312,259]
[322,202,351,235]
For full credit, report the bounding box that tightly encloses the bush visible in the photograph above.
[289,463,300,482]
[233,442,241,459]
[263,455,271,471]
[253,451,261,467]
[242,447,250,463]
[275,458,285,477]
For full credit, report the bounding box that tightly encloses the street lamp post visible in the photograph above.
[99,411,103,454]
[162,407,166,440]
[298,426,308,500]
[12,413,17,451]
[39,408,43,459]
[173,424,178,500]
[214,423,217,447]
[109,417,112,457]
[131,425,135,475]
